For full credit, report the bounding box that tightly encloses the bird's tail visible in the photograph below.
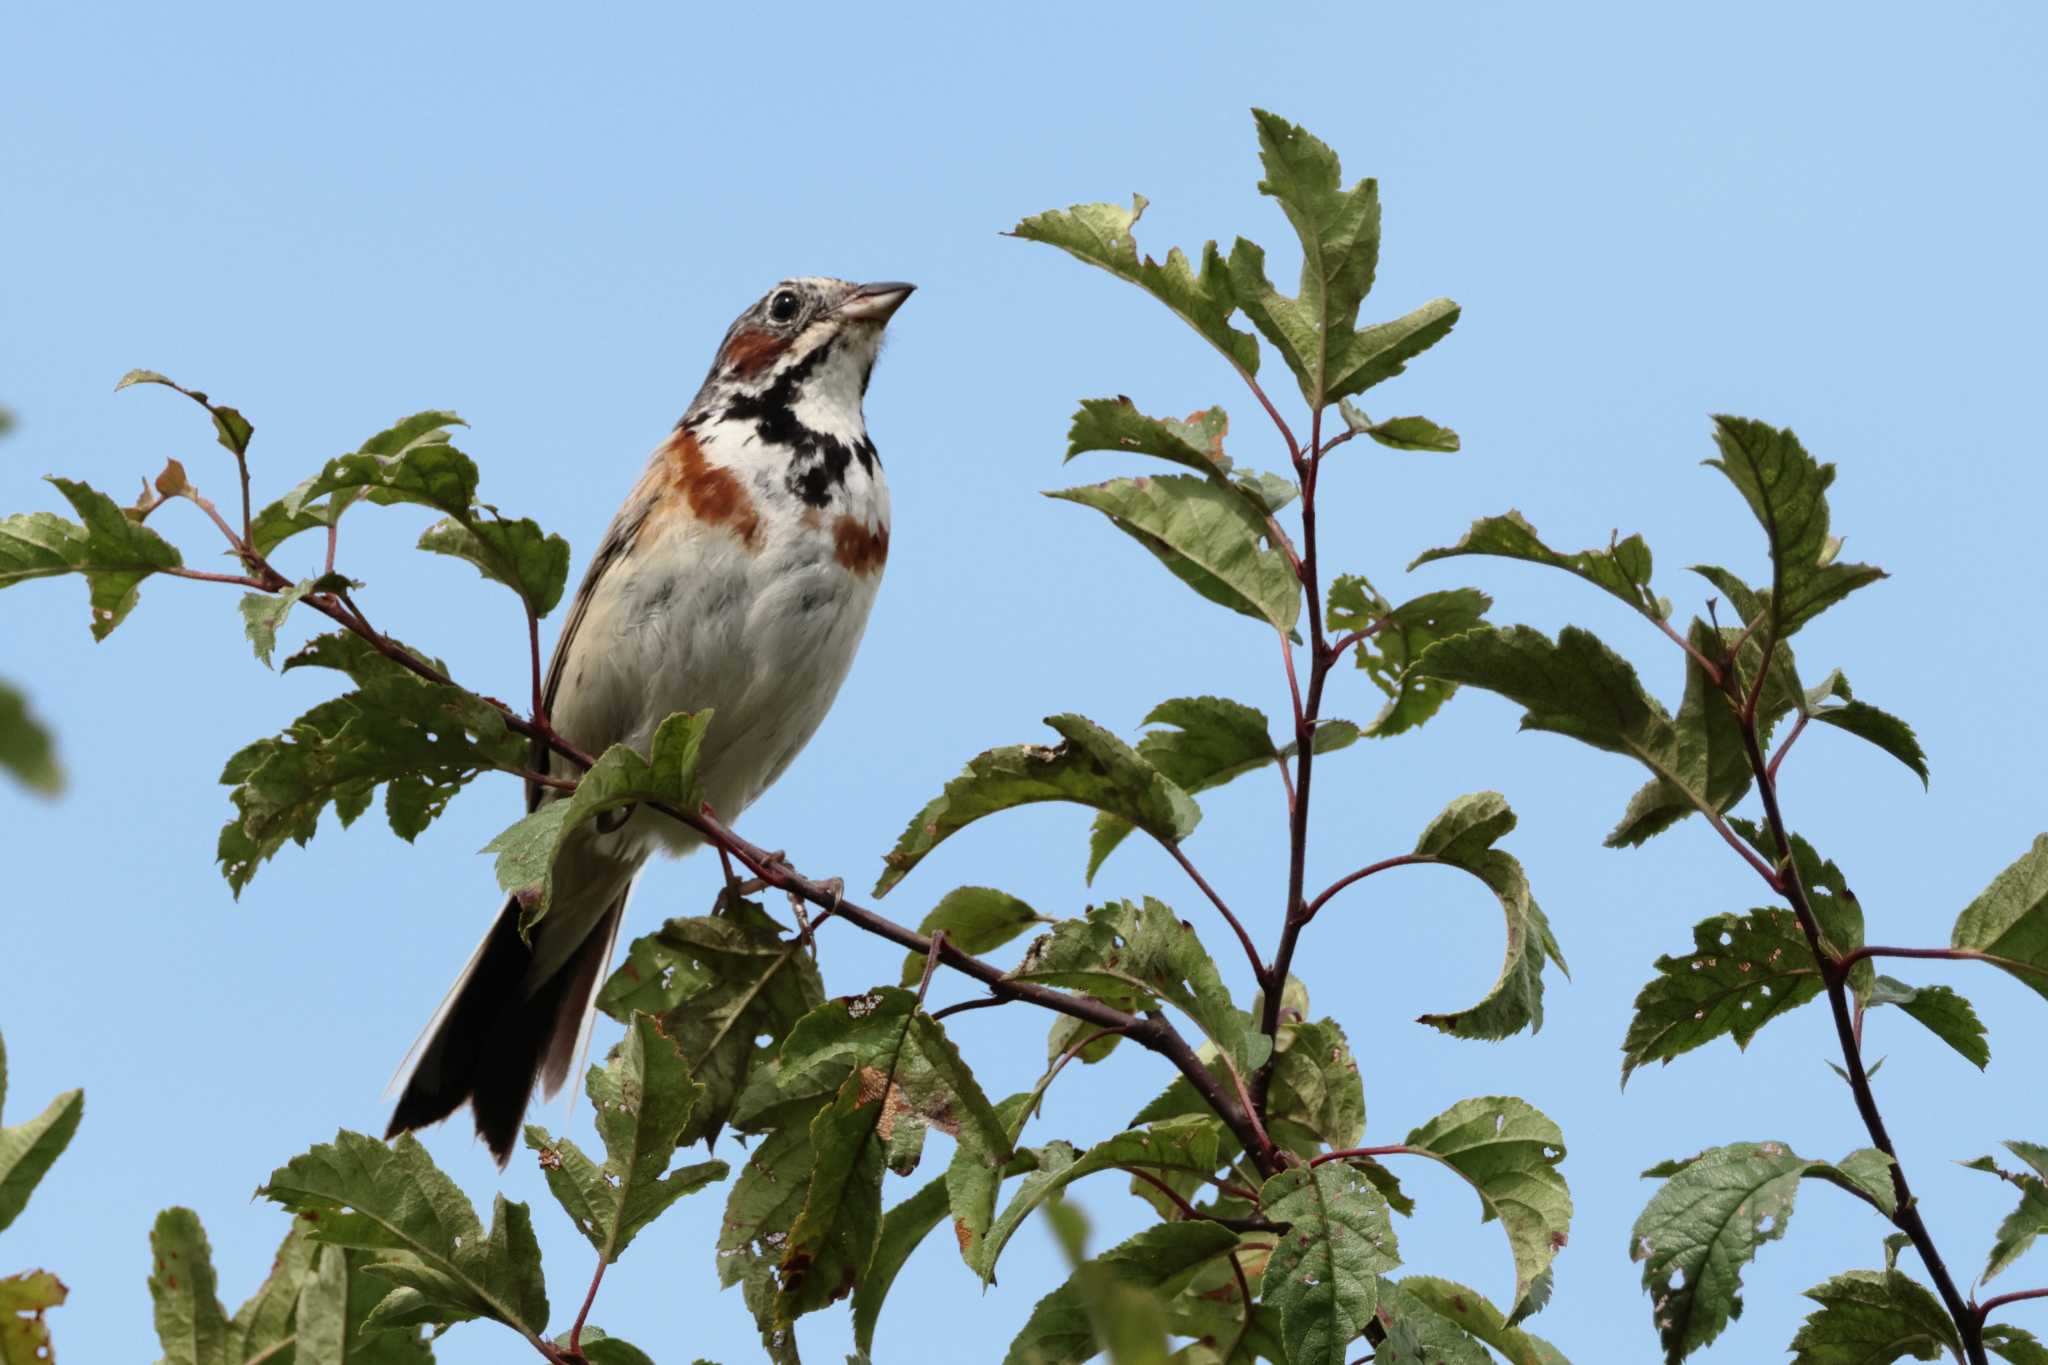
[385,880,630,1165]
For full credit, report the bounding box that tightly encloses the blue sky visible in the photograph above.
[5,2,2047,1361]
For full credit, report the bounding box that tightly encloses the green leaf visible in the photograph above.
[1415,623,1674,761]
[0,1270,66,1365]
[417,514,571,619]
[1338,401,1461,453]
[559,1327,657,1365]
[218,632,527,894]
[1809,699,1929,787]
[1328,580,1492,737]
[522,1012,728,1264]
[149,1208,230,1365]
[717,1119,820,1356]
[876,714,1199,896]
[1962,1141,2048,1281]
[0,679,61,795]
[1788,1269,1961,1364]
[1951,835,2048,1004]
[1391,1277,1573,1365]
[851,1175,948,1356]
[1265,1017,1366,1154]
[297,1242,438,1365]
[1866,976,1989,1069]
[223,1219,315,1364]
[238,580,314,668]
[1369,1280,1495,1364]
[0,479,185,638]
[1260,1163,1400,1365]
[1631,1141,1898,1361]
[1608,619,1754,848]
[1003,1220,1237,1365]
[1066,399,1234,476]
[1047,475,1300,634]
[115,369,253,458]
[486,711,711,933]
[1703,415,1885,640]
[898,887,1047,986]
[1620,909,1825,1083]
[774,1073,890,1324]
[1011,897,1265,1093]
[1088,699,1355,881]
[258,1130,549,1336]
[1988,1325,2048,1365]
[1401,1096,1572,1312]
[1411,510,1668,621]
[0,1033,82,1235]
[1405,792,1567,1040]
[1726,819,1874,1002]
[1010,196,1260,378]
[976,1116,1227,1282]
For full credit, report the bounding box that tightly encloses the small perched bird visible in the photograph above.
[386,277,914,1162]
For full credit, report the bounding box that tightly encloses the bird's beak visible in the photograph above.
[835,281,915,324]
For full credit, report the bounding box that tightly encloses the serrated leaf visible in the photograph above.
[1048,475,1300,634]
[1011,897,1265,1093]
[1866,976,1988,1069]
[482,710,711,933]
[1726,818,1874,1003]
[1337,404,1461,453]
[1631,1141,1897,1361]
[523,1012,728,1264]
[1988,1325,2048,1364]
[1810,700,1929,787]
[0,679,61,795]
[877,714,1199,896]
[1412,510,1667,620]
[1260,1163,1400,1365]
[604,898,824,1148]
[1608,618,1754,847]
[0,479,185,638]
[1328,580,1491,737]
[258,1131,549,1335]
[1266,1017,1365,1155]
[1401,1097,1572,1312]
[851,1175,948,1355]
[114,369,253,457]
[1962,1141,2048,1281]
[0,1034,81,1234]
[1004,1220,1237,1365]
[1415,623,1674,762]
[149,1208,230,1365]
[218,632,527,894]
[1951,836,2048,1004]
[1370,1279,1494,1364]
[1067,399,1236,476]
[1788,1269,1960,1363]
[1703,416,1885,640]
[976,1117,1227,1282]
[224,1219,315,1364]
[417,515,571,619]
[897,887,1047,985]
[0,1270,66,1365]
[1621,909,1825,1083]
[1089,699,1355,882]
[1010,196,1260,378]
[1404,792,1566,1040]
[1392,1277,1573,1365]
[239,581,313,668]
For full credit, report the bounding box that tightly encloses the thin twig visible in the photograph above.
[1767,711,1810,783]
[1980,1286,2048,1322]
[1834,944,2047,979]
[1225,1251,1256,1362]
[1654,612,1724,685]
[164,565,267,588]
[1301,854,1434,924]
[1120,1166,1283,1234]
[1240,371,1301,466]
[1310,1144,1415,1168]
[567,1254,607,1360]
[929,996,1011,1023]
[1159,837,1266,982]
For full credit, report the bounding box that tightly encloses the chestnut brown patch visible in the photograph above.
[719,327,788,378]
[658,429,760,549]
[833,516,889,576]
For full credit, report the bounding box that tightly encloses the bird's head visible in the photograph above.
[703,278,914,414]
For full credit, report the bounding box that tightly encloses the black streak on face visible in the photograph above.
[721,338,881,509]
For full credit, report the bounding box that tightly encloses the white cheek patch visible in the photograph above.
[790,332,881,444]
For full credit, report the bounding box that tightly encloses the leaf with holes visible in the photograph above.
[1010,897,1266,1094]
[1260,1162,1400,1365]
[1702,416,1885,639]
[1787,1269,1960,1364]
[1728,819,1874,1003]
[522,1012,728,1264]
[1404,792,1568,1040]
[1401,1097,1571,1314]
[1327,579,1492,738]
[0,1269,66,1365]
[1866,976,1988,1069]
[878,713,1198,896]
[1951,836,2048,1005]
[1630,1141,1898,1362]
[897,887,1048,985]
[258,1131,549,1336]
[1088,698,1355,881]
[1988,1325,2048,1364]
[1962,1142,2048,1282]
[0,478,184,639]
[1048,475,1301,634]
[1621,909,1824,1084]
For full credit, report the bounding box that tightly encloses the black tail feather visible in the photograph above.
[386,894,625,1165]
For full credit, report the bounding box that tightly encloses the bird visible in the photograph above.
[385,277,914,1163]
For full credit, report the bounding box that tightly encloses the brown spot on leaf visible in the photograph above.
[719,327,789,378]
[655,429,760,549]
[833,515,889,576]
[954,1219,974,1253]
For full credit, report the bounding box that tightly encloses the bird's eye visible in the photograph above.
[768,290,800,323]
